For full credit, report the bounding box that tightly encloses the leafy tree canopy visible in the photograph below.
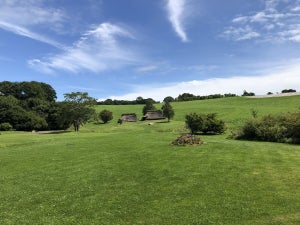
[142,100,156,115]
[0,81,56,102]
[61,92,96,131]
[162,101,175,122]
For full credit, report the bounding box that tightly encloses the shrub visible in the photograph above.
[282,112,300,143]
[282,89,296,93]
[185,113,203,134]
[0,122,13,131]
[234,112,300,144]
[172,134,203,146]
[99,109,113,123]
[185,113,226,134]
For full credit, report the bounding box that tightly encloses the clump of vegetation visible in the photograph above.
[0,81,96,131]
[99,109,113,124]
[62,92,96,131]
[242,90,255,96]
[232,111,300,144]
[142,99,156,115]
[185,113,226,134]
[172,134,203,146]
[282,89,296,93]
[0,122,13,131]
[161,101,175,122]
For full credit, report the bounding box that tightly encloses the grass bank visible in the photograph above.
[0,96,299,224]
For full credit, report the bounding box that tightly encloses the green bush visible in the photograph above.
[0,122,13,131]
[282,112,300,143]
[185,113,226,134]
[234,112,300,144]
[99,109,113,124]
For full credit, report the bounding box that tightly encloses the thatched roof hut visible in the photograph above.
[142,110,166,121]
[120,113,137,122]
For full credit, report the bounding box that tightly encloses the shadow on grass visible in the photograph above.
[35,130,72,135]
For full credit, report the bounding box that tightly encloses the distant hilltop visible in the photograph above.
[247,92,300,98]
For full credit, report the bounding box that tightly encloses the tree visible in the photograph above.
[62,92,96,131]
[142,99,156,115]
[0,95,47,131]
[161,101,175,122]
[163,96,175,103]
[282,89,296,93]
[136,96,145,104]
[0,81,57,102]
[242,90,255,96]
[176,93,196,101]
[99,109,113,123]
[0,81,58,131]
[185,113,226,134]
[185,113,203,134]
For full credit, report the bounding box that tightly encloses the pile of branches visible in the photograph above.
[172,134,203,146]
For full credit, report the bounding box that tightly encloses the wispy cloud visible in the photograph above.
[28,23,141,73]
[136,65,158,73]
[222,26,260,41]
[106,60,300,101]
[0,0,66,47]
[166,0,189,42]
[223,0,300,42]
[0,21,64,48]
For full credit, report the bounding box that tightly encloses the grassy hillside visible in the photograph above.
[0,96,299,224]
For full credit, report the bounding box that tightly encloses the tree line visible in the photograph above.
[0,81,176,131]
[0,81,96,131]
[97,93,237,105]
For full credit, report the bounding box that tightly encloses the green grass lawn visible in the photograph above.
[0,96,300,224]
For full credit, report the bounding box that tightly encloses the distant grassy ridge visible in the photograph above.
[93,95,300,131]
[0,95,300,224]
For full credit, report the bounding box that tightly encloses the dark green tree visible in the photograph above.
[136,96,145,104]
[163,96,175,103]
[0,81,56,102]
[162,101,175,122]
[242,90,255,96]
[0,95,47,131]
[99,109,113,123]
[185,113,226,134]
[142,99,156,115]
[62,92,96,131]
[282,89,296,93]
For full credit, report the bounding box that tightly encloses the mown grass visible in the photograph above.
[0,96,300,224]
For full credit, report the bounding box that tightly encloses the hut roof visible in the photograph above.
[120,113,137,122]
[142,110,165,120]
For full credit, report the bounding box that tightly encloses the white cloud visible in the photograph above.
[0,21,64,48]
[105,60,300,101]
[0,0,66,47]
[0,1,65,27]
[136,65,158,73]
[224,0,300,43]
[28,23,141,73]
[166,0,189,42]
[292,6,300,12]
[222,26,260,41]
[232,16,248,23]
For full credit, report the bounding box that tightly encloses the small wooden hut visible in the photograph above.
[142,110,166,121]
[120,113,137,122]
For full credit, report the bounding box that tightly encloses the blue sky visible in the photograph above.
[1,0,300,101]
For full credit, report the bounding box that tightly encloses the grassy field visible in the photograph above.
[0,96,300,224]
